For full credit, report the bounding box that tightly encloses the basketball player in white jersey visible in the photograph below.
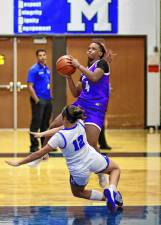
[6,105,123,211]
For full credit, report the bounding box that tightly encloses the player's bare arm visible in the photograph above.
[71,58,104,82]
[30,125,64,138]
[6,144,53,167]
[66,77,82,97]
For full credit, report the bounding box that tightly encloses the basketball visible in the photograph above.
[56,55,76,76]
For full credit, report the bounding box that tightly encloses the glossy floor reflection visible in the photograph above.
[0,206,161,225]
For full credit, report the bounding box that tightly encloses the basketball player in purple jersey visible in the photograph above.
[47,41,112,188]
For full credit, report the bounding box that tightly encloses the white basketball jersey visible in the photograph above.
[48,120,101,176]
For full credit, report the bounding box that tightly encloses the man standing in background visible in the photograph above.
[27,49,53,152]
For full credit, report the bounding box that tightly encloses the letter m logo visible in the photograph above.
[67,0,118,33]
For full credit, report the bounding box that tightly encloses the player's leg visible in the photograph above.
[104,159,121,186]
[42,113,63,146]
[85,124,100,151]
[102,159,123,210]
[70,175,105,201]
[49,113,63,129]
[85,124,108,188]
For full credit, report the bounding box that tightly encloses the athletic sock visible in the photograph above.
[90,190,104,200]
[108,184,117,192]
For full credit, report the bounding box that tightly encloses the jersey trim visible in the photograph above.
[85,122,101,131]
[88,60,100,70]
[63,124,77,130]
[57,132,67,149]
[78,121,85,129]
[104,72,110,76]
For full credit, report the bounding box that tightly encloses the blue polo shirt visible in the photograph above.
[27,63,52,100]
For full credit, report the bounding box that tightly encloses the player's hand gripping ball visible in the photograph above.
[56,55,76,76]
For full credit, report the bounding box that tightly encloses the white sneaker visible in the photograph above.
[27,158,42,167]
[98,173,108,188]
[27,154,49,167]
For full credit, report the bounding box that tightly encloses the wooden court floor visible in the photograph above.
[0,129,161,224]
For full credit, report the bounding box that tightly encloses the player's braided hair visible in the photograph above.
[62,105,85,123]
[92,40,116,63]
[93,41,106,59]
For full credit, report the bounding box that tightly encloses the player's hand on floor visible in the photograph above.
[5,160,20,167]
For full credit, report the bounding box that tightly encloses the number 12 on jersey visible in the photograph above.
[73,135,85,151]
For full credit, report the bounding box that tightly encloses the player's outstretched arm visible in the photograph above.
[30,125,64,138]
[5,144,53,167]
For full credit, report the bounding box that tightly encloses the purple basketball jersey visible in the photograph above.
[72,60,110,129]
[78,60,110,112]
